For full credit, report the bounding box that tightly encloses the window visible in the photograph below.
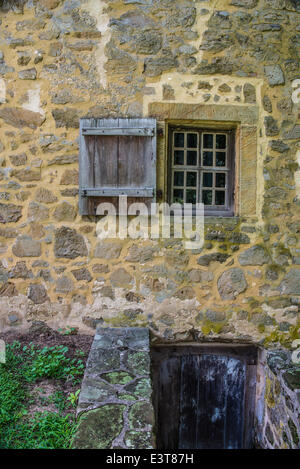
[79,118,156,215]
[168,127,235,216]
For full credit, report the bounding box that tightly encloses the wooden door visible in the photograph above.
[152,345,257,449]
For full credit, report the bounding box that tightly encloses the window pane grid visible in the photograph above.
[202,133,228,168]
[173,132,199,167]
[171,130,231,209]
[172,169,198,205]
[201,171,227,206]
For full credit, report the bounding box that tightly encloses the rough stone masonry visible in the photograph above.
[0,0,299,449]
[71,327,154,449]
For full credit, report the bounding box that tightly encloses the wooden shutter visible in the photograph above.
[79,118,156,215]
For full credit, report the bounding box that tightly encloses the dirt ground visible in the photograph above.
[0,321,94,361]
[0,321,94,417]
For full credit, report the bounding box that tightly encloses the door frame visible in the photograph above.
[151,343,258,449]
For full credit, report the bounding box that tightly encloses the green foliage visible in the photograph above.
[0,343,28,429]
[67,389,81,407]
[22,344,85,383]
[39,390,70,413]
[0,341,85,449]
[1,412,75,449]
[58,327,78,336]
[51,390,69,412]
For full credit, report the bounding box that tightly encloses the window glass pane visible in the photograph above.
[203,134,213,148]
[216,152,226,167]
[173,189,184,204]
[187,151,197,165]
[203,172,213,187]
[216,134,226,149]
[187,133,197,148]
[203,151,213,166]
[216,173,226,188]
[215,190,225,205]
[174,150,184,165]
[174,171,184,187]
[203,190,213,205]
[171,129,232,212]
[186,172,197,187]
[174,133,184,147]
[186,189,196,204]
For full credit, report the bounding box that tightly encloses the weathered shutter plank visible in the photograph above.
[79,118,95,215]
[144,118,157,195]
[118,135,145,187]
[94,118,118,188]
[118,118,156,188]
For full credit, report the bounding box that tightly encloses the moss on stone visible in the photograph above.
[102,371,134,385]
[265,377,276,408]
[125,430,154,449]
[288,419,299,446]
[104,314,148,328]
[126,351,150,376]
[117,393,136,402]
[71,404,126,449]
[201,319,226,335]
[128,401,154,430]
[201,324,211,335]
[257,324,265,333]
[124,378,152,399]
[283,369,300,391]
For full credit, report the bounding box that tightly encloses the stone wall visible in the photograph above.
[255,349,300,448]
[71,327,154,449]
[0,0,298,350]
[71,327,300,449]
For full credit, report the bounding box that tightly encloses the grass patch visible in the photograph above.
[1,412,75,450]
[22,344,85,383]
[0,341,86,449]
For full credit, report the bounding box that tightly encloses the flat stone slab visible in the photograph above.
[71,327,155,449]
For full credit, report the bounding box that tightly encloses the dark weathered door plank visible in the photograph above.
[179,355,199,449]
[223,357,245,449]
[196,355,228,449]
[156,357,181,449]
